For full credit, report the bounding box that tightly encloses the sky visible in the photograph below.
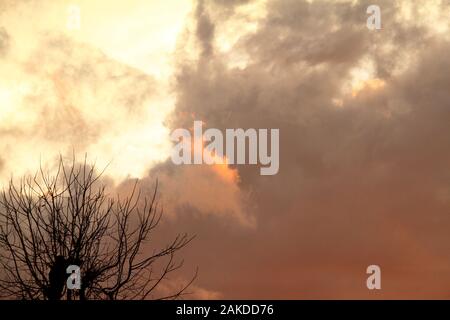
[1,0,450,299]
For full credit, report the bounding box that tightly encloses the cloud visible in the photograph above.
[0,27,9,57]
[161,0,450,298]
[148,160,255,227]
[195,0,215,58]
[152,276,223,300]
[3,0,450,299]
[0,2,173,183]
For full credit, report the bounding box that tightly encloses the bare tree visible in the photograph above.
[0,156,195,300]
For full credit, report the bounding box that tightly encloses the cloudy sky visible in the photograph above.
[1,0,450,298]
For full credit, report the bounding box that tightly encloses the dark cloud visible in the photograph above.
[159,0,450,298]
[195,0,216,58]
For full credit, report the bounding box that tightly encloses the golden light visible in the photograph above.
[0,0,194,184]
[351,78,386,97]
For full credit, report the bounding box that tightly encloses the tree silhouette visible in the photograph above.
[0,156,195,300]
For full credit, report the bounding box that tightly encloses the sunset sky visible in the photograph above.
[1,0,450,298]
